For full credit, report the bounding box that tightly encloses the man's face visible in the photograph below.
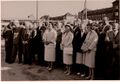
[80,24,86,32]
[14,21,20,27]
[113,23,118,31]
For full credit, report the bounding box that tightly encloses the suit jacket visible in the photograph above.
[3,25,13,45]
[29,27,43,51]
[107,30,119,51]
[21,28,32,43]
[72,27,87,52]
[13,27,21,45]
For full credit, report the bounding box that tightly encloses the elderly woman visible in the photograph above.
[61,24,73,75]
[43,22,57,71]
[81,24,98,79]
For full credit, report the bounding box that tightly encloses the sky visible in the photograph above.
[1,0,115,20]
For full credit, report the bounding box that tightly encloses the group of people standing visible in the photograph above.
[2,17,119,80]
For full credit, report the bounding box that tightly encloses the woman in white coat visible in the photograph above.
[61,24,73,75]
[81,24,98,79]
[43,22,57,71]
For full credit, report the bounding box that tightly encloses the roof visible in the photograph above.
[79,7,113,15]
[49,12,75,21]
[87,7,113,15]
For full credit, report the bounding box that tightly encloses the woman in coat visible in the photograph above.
[61,24,73,75]
[43,22,57,71]
[81,24,98,79]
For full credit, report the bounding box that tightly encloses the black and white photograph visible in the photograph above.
[1,0,119,81]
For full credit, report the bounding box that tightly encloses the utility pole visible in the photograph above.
[84,0,87,20]
[36,0,38,26]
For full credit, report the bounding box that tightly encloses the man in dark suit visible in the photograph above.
[36,26,45,66]
[11,21,23,63]
[72,24,87,75]
[18,22,26,64]
[28,23,45,65]
[20,22,31,64]
[3,22,14,64]
[55,28,63,68]
[107,23,119,80]
[28,24,37,65]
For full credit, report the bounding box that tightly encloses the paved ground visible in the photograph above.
[1,39,84,81]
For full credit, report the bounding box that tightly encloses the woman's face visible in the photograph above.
[65,25,70,32]
[47,23,53,30]
[85,26,91,33]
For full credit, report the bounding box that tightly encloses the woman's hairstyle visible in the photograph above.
[65,24,74,33]
[87,23,93,30]
[103,25,110,32]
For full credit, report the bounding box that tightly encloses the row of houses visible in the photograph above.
[78,0,119,22]
[40,0,119,23]
[1,0,119,25]
[40,12,76,24]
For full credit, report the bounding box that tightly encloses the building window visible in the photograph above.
[115,5,119,9]
[115,12,118,16]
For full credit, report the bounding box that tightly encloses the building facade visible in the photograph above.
[112,0,119,21]
[78,0,119,22]
[49,12,76,24]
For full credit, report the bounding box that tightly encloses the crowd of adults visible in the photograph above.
[2,17,119,80]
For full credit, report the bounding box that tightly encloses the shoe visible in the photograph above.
[85,76,91,80]
[64,70,68,74]
[48,67,52,71]
[19,61,22,64]
[66,71,71,75]
[7,62,14,64]
[46,67,49,70]
[28,63,32,65]
[77,72,81,76]
[81,73,86,77]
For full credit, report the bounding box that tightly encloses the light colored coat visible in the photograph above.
[81,30,98,68]
[61,31,73,65]
[43,29,57,62]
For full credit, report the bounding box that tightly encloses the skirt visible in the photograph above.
[84,51,96,68]
[44,45,56,62]
[63,47,73,65]
[76,52,85,64]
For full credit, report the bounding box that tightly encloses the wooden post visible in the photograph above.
[36,0,39,26]
[84,0,87,20]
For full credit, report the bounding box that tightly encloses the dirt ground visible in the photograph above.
[1,39,84,81]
